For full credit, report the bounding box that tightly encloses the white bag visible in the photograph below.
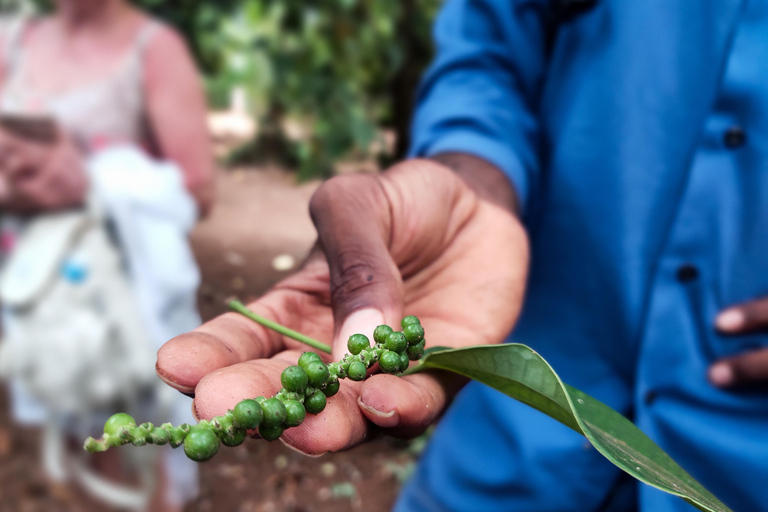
[0,208,158,416]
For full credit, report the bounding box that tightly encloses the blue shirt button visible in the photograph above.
[676,264,699,283]
[723,125,746,148]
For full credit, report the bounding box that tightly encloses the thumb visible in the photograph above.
[309,174,404,359]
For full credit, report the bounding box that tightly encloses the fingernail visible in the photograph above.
[709,364,734,387]
[357,397,400,428]
[155,362,195,396]
[717,309,745,332]
[336,309,385,357]
[279,438,326,458]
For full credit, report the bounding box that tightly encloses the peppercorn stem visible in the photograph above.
[228,299,332,354]
[85,316,424,460]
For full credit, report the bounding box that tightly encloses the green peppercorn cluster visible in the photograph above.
[83,316,425,462]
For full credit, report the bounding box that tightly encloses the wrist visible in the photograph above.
[428,152,521,216]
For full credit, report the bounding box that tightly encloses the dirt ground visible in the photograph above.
[0,167,421,512]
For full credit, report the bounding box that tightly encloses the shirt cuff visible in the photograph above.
[411,131,531,212]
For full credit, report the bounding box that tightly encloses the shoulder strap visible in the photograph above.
[133,20,161,58]
[3,17,29,76]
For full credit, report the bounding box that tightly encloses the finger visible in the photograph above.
[5,142,44,180]
[12,172,49,210]
[192,350,368,455]
[716,298,768,334]
[192,352,292,419]
[4,152,26,177]
[309,174,404,358]
[357,370,466,436]
[709,348,768,387]
[157,287,327,394]
[0,175,11,202]
[0,131,20,167]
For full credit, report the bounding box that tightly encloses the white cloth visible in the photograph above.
[88,145,201,349]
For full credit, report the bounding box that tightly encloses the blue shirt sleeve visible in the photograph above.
[409,0,551,211]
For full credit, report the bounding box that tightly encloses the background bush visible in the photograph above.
[139,0,441,180]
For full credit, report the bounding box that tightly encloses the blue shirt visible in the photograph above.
[397,1,768,511]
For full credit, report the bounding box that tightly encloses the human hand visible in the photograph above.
[0,128,87,213]
[710,299,768,387]
[156,158,529,455]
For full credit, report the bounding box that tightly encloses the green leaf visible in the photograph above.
[409,344,732,512]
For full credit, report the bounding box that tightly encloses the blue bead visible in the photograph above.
[61,260,88,284]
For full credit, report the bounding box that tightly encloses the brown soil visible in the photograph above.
[0,167,419,512]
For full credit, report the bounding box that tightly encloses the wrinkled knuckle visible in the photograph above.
[329,248,381,307]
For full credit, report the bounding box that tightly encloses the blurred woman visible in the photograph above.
[0,0,214,510]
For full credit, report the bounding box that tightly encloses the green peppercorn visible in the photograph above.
[407,340,425,360]
[261,398,287,428]
[373,324,394,344]
[347,333,370,355]
[305,390,327,414]
[259,424,284,441]
[305,361,330,388]
[379,350,402,374]
[401,315,420,328]
[281,365,309,393]
[403,323,425,345]
[219,429,247,447]
[399,352,410,371]
[284,400,306,427]
[233,399,263,430]
[298,351,322,370]
[103,413,136,437]
[322,380,340,397]
[348,361,367,381]
[385,331,408,353]
[183,426,220,462]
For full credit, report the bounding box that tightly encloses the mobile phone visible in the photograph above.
[0,114,57,144]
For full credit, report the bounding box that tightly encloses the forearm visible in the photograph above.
[428,152,521,216]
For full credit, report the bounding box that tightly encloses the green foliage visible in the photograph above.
[189,0,441,179]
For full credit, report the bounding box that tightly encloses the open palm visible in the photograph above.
[156,159,529,455]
